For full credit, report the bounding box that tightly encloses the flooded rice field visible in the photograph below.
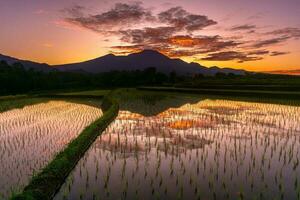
[53,99,299,199]
[0,101,102,199]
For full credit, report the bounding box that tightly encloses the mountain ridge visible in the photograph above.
[0,54,51,71]
[54,50,246,75]
[0,50,246,75]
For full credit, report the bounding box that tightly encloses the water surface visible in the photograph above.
[55,99,300,200]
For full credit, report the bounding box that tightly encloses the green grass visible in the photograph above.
[35,89,110,100]
[10,96,119,200]
[56,89,110,96]
[0,95,28,101]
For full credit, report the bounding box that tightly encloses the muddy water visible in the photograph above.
[54,99,300,200]
[0,101,102,199]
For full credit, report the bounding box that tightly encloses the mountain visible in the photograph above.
[54,50,246,75]
[1,50,246,75]
[0,54,52,72]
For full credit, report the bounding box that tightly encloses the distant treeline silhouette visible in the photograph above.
[0,61,175,95]
[1,60,300,95]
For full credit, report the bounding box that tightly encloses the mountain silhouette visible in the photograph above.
[0,54,52,72]
[1,50,246,75]
[54,50,246,75]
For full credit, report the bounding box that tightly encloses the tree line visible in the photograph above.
[1,60,300,95]
[0,61,175,95]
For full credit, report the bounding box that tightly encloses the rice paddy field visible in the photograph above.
[0,100,102,199]
[54,94,300,200]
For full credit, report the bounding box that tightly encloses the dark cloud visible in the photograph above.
[117,32,241,54]
[64,4,216,33]
[166,49,200,57]
[62,4,85,18]
[201,49,288,62]
[267,27,300,39]
[64,2,154,32]
[270,51,290,56]
[119,26,177,44]
[248,50,269,55]
[231,24,256,31]
[252,36,289,48]
[202,51,262,63]
[158,7,217,31]
[247,30,256,34]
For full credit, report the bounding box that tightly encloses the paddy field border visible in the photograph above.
[10,94,119,200]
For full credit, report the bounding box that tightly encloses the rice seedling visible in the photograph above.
[0,101,102,199]
[54,97,300,200]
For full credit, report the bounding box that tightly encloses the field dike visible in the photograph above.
[11,95,119,200]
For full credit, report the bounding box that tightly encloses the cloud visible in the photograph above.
[116,32,241,54]
[231,24,256,31]
[61,3,294,63]
[64,2,154,32]
[111,44,169,56]
[158,7,217,31]
[168,35,241,54]
[200,49,288,62]
[267,27,300,39]
[202,51,262,63]
[62,4,85,18]
[252,36,289,48]
[110,45,145,54]
[168,35,240,50]
[165,49,202,57]
[111,45,202,58]
[63,4,216,34]
[270,51,290,56]
[248,50,269,55]
[119,26,177,44]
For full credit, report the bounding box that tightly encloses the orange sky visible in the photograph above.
[0,0,299,72]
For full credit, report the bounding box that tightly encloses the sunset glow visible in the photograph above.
[0,0,299,72]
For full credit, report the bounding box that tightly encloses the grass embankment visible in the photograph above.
[11,96,119,200]
[56,89,110,96]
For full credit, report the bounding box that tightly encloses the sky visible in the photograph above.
[0,0,299,72]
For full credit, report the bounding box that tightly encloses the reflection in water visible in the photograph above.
[55,99,300,200]
[0,101,102,199]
